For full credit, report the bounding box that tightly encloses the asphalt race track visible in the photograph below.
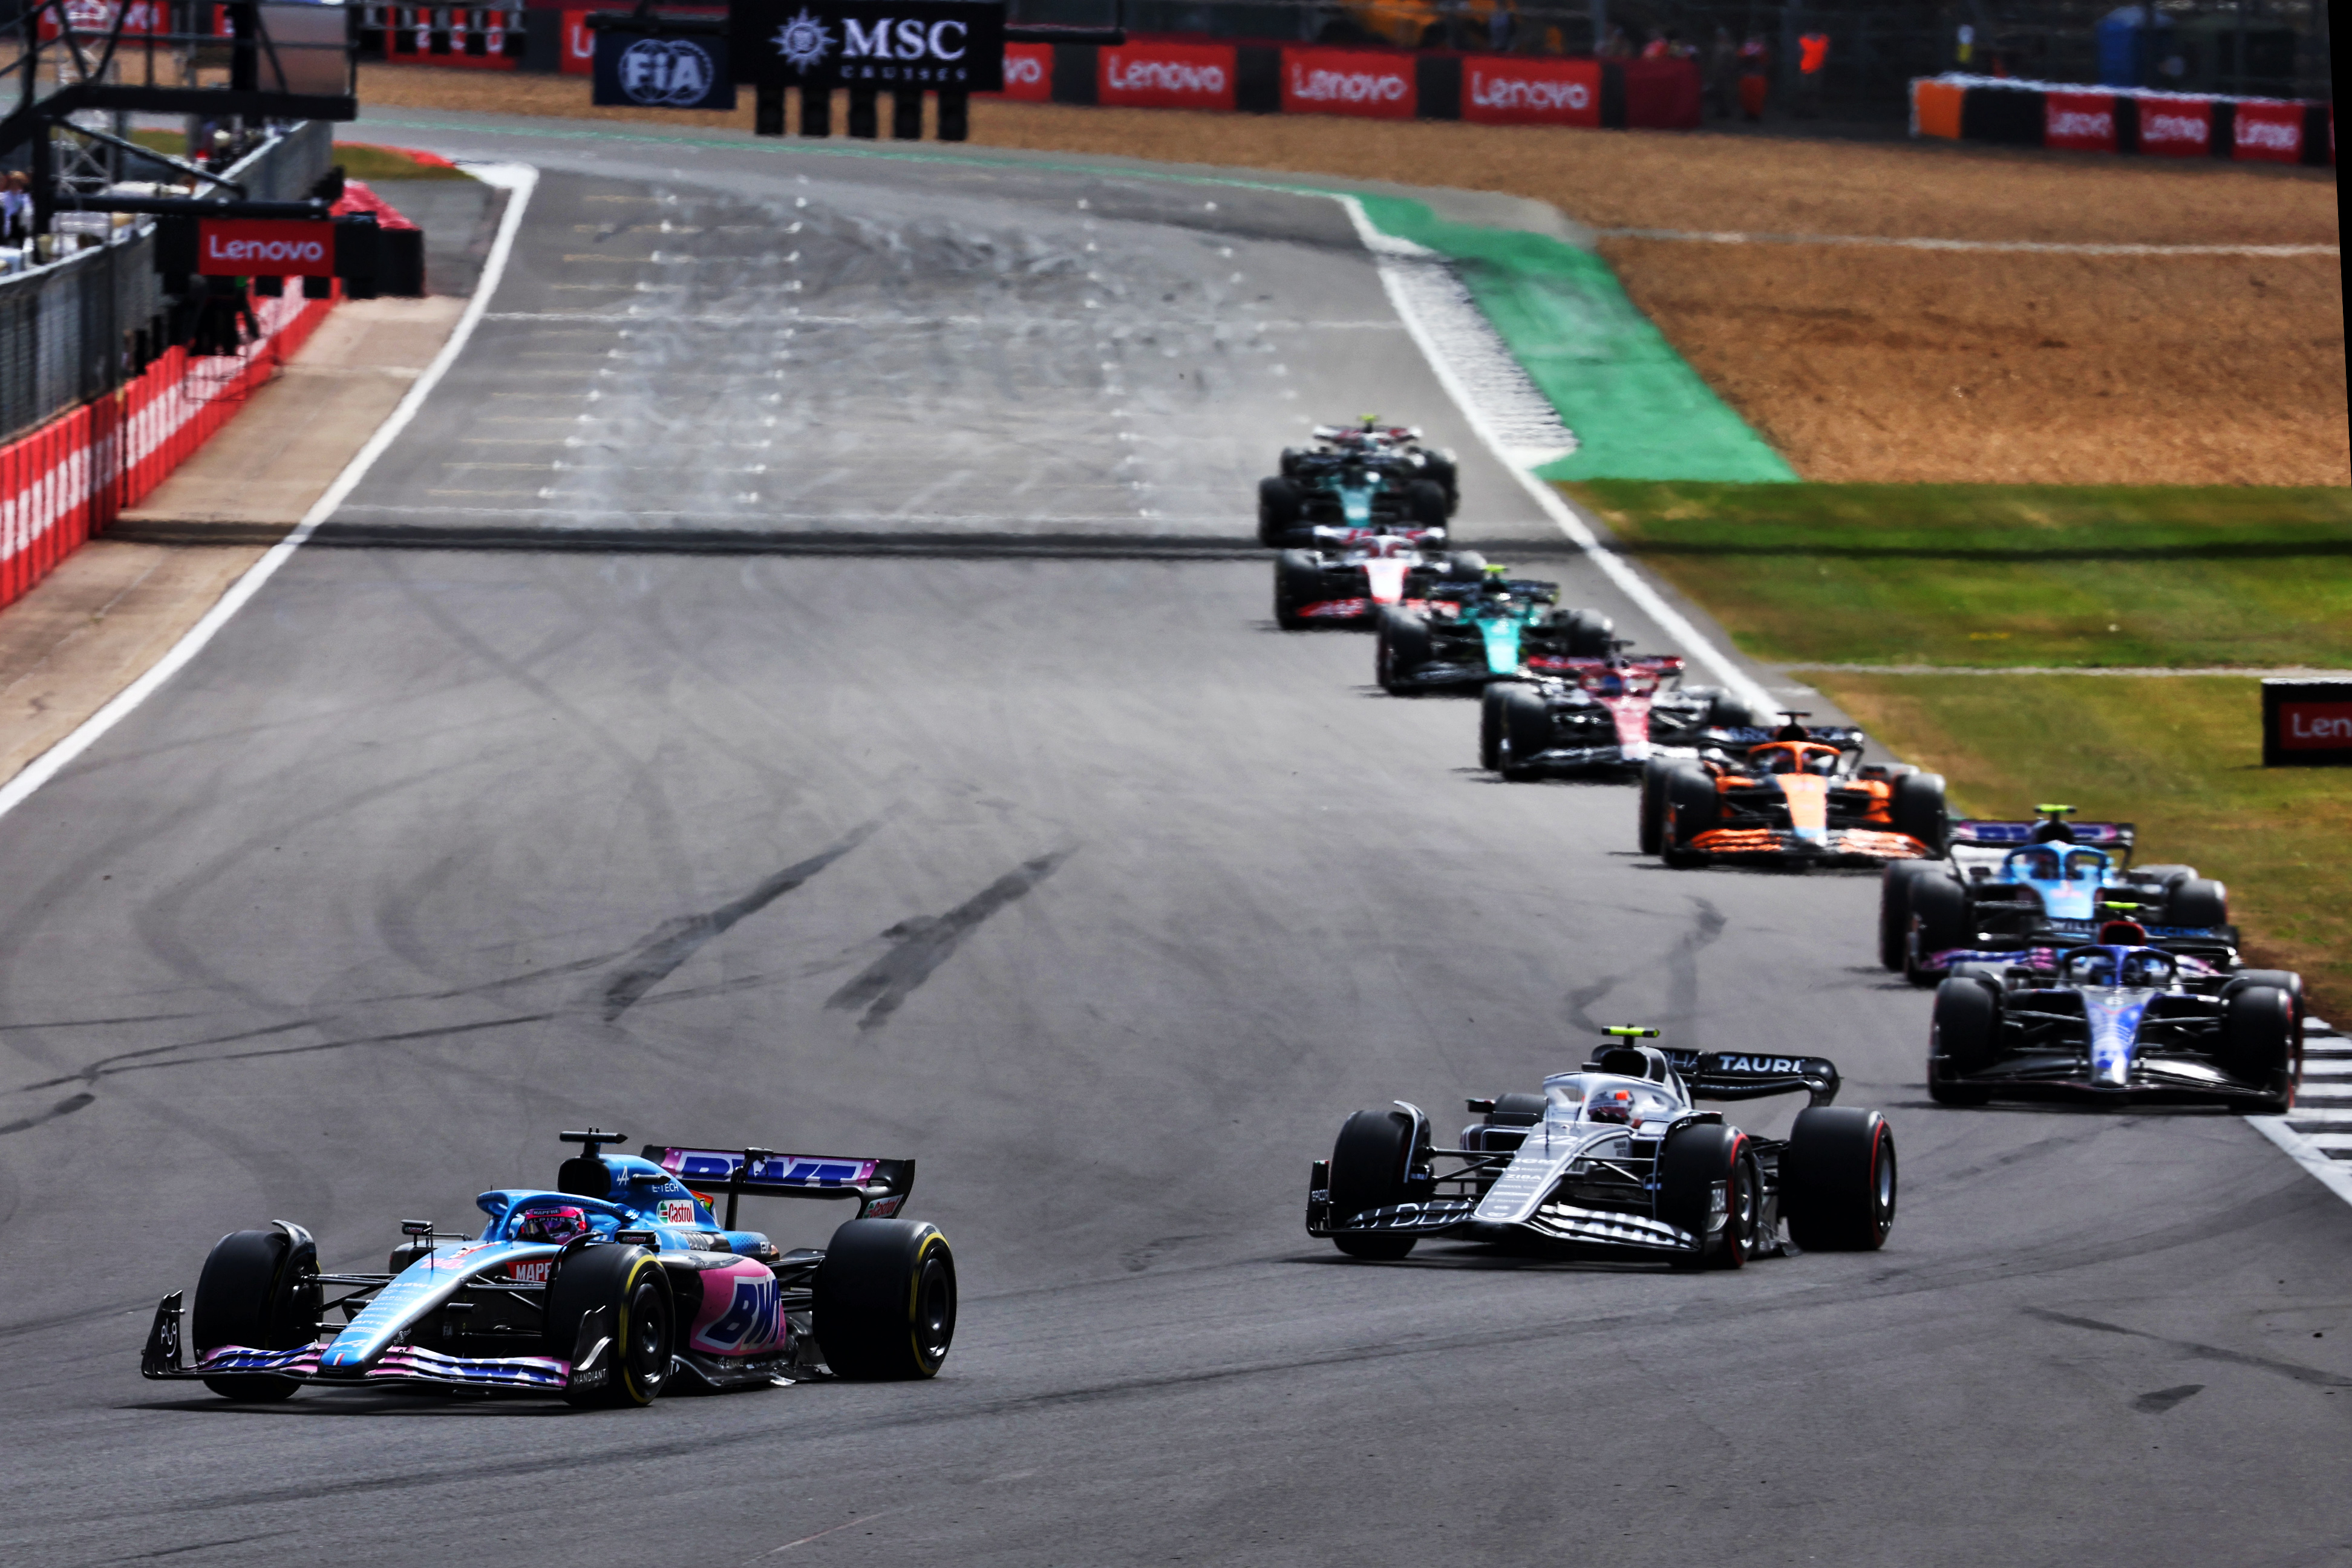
[2,115,2346,1566]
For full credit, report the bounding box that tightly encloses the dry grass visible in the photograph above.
[359,67,2346,486]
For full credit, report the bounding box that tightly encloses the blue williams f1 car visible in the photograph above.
[1308,1028,1896,1268]
[1929,930,2302,1111]
[141,1131,955,1406]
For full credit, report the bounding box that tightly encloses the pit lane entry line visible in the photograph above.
[1339,196,1782,719]
[0,164,540,828]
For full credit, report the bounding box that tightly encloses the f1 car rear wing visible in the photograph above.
[1667,1050,1841,1107]
[1950,819,2135,852]
[642,1145,916,1227]
[1428,579,1560,605]
[1708,724,1867,749]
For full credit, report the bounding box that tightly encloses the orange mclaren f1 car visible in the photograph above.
[1639,717,1949,868]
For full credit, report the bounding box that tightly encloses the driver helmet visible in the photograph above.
[515,1204,592,1244]
[1587,1086,1636,1124]
[1805,750,1838,776]
[2096,919,2148,946]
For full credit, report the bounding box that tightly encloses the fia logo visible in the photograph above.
[618,37,718,106]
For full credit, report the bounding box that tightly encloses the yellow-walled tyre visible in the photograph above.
[547,1244,675,1408]
[814,1220,956,1380]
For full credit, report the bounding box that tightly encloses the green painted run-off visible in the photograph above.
[1352,195,1797,483]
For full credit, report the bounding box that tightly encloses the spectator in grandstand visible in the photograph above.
[1599,24,1632,59]
[1737,33,1769,120]
[0,172,29,244]
[1705,26,1737,117]
[1796,28,1829,117]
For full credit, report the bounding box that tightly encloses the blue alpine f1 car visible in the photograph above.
[1882,806,2235,984]
[141,1131,955,1406]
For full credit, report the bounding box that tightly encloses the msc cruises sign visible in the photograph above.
[731,0,1005,91]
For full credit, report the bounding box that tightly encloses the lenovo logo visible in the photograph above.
[196,218,336,276]
[2281,702,2352,747]
[1290,66,1407,103]
[1470,74,1589,112]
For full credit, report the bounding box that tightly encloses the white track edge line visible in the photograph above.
[0,162,540,826]
[2246,1115,2352,1209]
[1335,195,1779,717]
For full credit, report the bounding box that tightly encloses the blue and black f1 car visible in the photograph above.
[140,1131,956,1407]
[1883,806,2235,984]
[1929,939,2302,1112]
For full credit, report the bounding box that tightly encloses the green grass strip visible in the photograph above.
[1350,195,1796,483]
[1578,480,2352,669]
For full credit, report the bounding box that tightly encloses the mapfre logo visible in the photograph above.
[507,1258,554,1284]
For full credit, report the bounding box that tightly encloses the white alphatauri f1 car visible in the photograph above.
[1307,1029,1895,1267]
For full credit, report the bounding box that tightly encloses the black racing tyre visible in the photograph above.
[1497,683,1552,779]
[546,1243,675,1408]
[192,1227,320,1402]
[2134,864,2197,889]
[1880,861,1936,972]
[1442,550,1487,583]
[1374,608,1431,694]
[1328,1108,1431,1260]
[1905,873,1972,985]
[1638,755,1674,856]
[386,1240,436,1276]
[1257,475,1303,547]
[1707,691,1772,730]
[1928,976,2000,1105]
[2165,877,2229,929]
[1273,549,1324,630]
[1664,763,1719,851]
[1891,773,1949,855]
[1780,1107,1898,1250]
[1658,1123,1757,1270]
[1563,609,1614,658]
[1279,446,1310,479]
[1405,480,1449,529]
[1422,449,1458,508]
[2220,985,2296,1113]
[814,1220,958,1380]
[1486,1092,1547,1126]
[2226,969,2306,1032]
[1478,682,1515,771]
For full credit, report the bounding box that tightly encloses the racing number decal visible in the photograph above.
[705,1276,783,1350]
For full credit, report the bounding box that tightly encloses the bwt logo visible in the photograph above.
[1108,59,1227,94]
[844,17,968,61]
[1469,74,1588,112]
[1292,66,1407,103]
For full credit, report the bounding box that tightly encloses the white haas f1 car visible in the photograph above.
[1273,526,1486,629]
[1479,644,1776,777]
[141,1131,955,1407]
[1308,1028,1895,1268]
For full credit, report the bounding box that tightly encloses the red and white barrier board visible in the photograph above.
[2232,99,2304,163]
[2136,96,2211,157]
[991,41,1051,100]
[1463,56,1600,126]
[1282,47,1416,119]
[1099,41,1235,112]
[2043,91,2117,152]
[0,290,336,616]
